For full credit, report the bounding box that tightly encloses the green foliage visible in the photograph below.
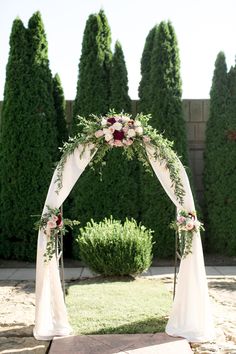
[204,52,236,255]
[74,217,154,276]
[53,73,68,148]
[56,112,185,203]
[71,11,139,257]
[73,10,112,130]
[139,21,189,258]
[110,41,131,112]
[0,12,58,261]
[138,25,157,114]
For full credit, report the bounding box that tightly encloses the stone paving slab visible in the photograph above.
[1,266,235,281]
[49,333,193,354]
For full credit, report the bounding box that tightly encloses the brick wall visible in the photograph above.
[183,99,209,205]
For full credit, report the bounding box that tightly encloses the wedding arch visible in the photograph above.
[34,112,215,342]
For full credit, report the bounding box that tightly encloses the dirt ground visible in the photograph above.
[0,263,235,353]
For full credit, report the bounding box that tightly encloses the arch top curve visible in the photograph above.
[34,111,215,343]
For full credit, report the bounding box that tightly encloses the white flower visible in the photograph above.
[135,126,143,135]
[113,122,123,131]
[127,129,136,138]
[101,118,107,127]
[121,116,130,123]
[105,133,113,142]
[134,120,142,127]
[94,130,104,138]
[103,128,110,135]
[143,135,150,143]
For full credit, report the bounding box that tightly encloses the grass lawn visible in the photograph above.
[66,277,172,335]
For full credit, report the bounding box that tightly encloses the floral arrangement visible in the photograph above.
[170,210,204,258]
[94,115,148,147]
[36,206,79,262]
[56,111,185,205]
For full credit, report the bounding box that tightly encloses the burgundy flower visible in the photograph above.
[113,130,125,140]
[107,117,116,125]
[56,213,63,226]
[188,212,195,220]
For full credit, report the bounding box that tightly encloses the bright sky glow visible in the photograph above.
[0,0,236,100]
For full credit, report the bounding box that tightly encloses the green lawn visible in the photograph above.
[66,277,172,334]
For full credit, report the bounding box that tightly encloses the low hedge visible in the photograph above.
[75,217,154,276]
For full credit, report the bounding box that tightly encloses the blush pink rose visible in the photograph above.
[47,220,57,229]
[108,139,114,146]
[95,130,104,138]
[186,221,194,230]
[123,139,133,146]
[177,216,186,224]
[52,215,58,222]
[114,140,124,147]
[143,135,151,143]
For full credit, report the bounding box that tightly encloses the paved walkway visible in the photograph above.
[49,333,193,354]
[0,266,236,280]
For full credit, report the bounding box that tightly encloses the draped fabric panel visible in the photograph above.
[34,144,96,340]
[34,143,215,342]
[145,144,215,342]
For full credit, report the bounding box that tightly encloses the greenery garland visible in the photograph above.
[55,111,185,204]
[35,206,79,262]
[170,210,204,258]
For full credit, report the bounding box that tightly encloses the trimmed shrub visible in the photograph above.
[75,217,154,276]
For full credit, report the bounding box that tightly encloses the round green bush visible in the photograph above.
[75,217,154,276]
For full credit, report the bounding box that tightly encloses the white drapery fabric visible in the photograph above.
[34,144,97,340]
[145,144,215,342]
[34,143,215,342]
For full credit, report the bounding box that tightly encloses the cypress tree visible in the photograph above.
[0,18,28,259]
[204,53,236,255]
[110,40,131,112]
[92,39,139,228]
[138,25,157,114]
[53,73,68,148]
[73,10,112,130]
[139,21,189,258]
[72,10,113,257]
[0,12,58,260]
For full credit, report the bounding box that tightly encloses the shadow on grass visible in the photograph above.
[74,316,169,335]
[67,275,136,288]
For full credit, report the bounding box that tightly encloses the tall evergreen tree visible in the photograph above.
[53,73,68,148]
[138,25,157,114]
[110,40,131,112]
[0,13,58,260]
[90,39,139,232]
[0,18,28,259]
[139,21,189,258]
[204,53,236,255]
[72,10,114,257]
[73,10,112,130]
